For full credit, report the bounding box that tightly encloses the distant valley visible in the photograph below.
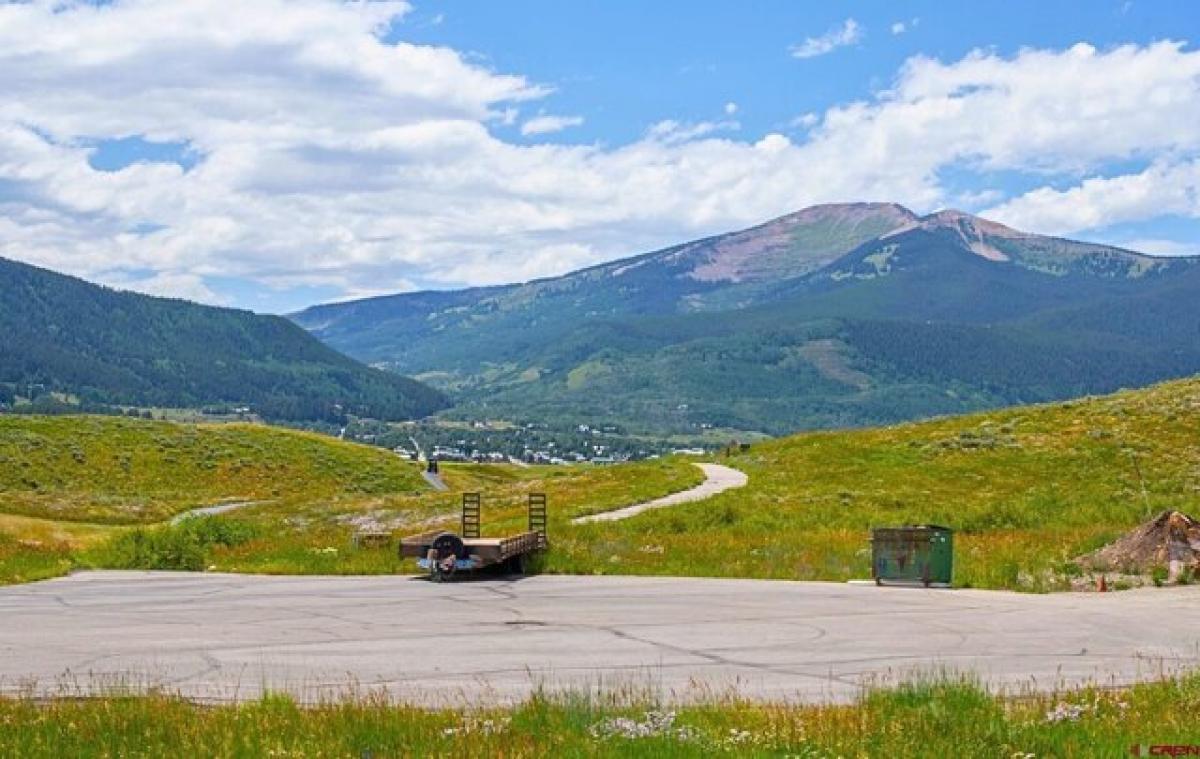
[292,203,1200,437]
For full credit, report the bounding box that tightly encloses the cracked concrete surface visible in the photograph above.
[1,571,1198,705]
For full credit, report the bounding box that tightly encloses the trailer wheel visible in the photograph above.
[431,532,466,560]
[506,554,526,575]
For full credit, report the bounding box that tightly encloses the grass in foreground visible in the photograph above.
[2,674,1198,757]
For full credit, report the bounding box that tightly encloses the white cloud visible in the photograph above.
[1117,238,1197,256]
[520,114,584,136]
[491,107,520,126]
[891,22,906,35]
[1,2,1199,307]
[789,113,819,129]
[791,18,863,59]
[644,119,741,144]
[100,270,226,304]
[892,18,919,35]
[724,101,739,115]
[984,159,1200,235]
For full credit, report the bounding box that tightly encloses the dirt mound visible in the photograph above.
[1079,510,1200,576]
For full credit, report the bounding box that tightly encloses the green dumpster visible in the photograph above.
[870,525,953,586]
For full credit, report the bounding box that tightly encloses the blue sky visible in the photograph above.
[1,0,1198,313]
[399,1,1172,148]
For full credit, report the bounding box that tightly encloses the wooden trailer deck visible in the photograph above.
[399,493,548,580]
[399,531,546,562]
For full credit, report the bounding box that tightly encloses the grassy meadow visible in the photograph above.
[0,415,429,524]
[3,674,1198,757]
[126,457,704,577]
[543,376,1200,590]
[1,376,1199,589]
[0,414,704,583]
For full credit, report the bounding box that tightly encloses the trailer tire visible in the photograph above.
[431,532,466,560]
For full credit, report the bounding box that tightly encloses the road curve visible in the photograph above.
[169,501,256,524]
[2,572,1198,705]
[572,463,748,524]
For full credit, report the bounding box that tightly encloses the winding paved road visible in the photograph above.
[169,501,256,524]
[572,463,748,524]
[1,572,1197,705]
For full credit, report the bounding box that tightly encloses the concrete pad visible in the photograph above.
[0,571,1197,705]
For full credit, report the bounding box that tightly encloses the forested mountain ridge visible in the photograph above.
[0,257,447,423]
[291,203,1200,436]
[293,203,919,365]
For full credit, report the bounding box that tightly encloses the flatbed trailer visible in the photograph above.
[399,493,547,581]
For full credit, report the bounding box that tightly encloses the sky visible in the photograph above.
[1,1,1199,313]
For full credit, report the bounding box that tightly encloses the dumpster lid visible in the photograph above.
[871,524,953,535]
[873,524,952,530]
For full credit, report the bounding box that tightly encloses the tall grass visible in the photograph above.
[0,530,74,584]
[2,673,1198,757]
[87,516,260,571]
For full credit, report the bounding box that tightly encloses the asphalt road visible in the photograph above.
[572,463,748,524]
[1,572,1198,705]
[169,501,256,524]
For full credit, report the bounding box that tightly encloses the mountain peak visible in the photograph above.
[783,201,917,221]
[907,208,1027,262]
[921,209,1024,238]
[682,202,918,283]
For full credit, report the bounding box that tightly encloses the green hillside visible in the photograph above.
[547,376,1200,590]
[292,205,1200,436]
[0,257,447,423]
[0,413,703,584]
[1,378,1197,590]
[0,415,429,524]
